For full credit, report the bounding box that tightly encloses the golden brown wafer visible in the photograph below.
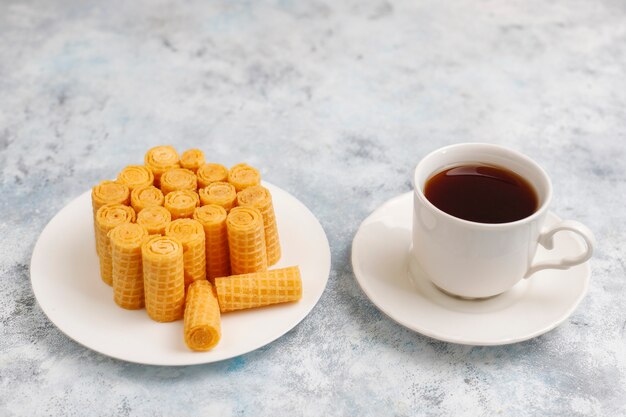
[136,206,171,235]
[184,280,221,351]
[193,205,230,282]
[95,204,136,285]
[165,219,206,288]
[130,185,164,213]
[197,163,228,188]
[92,181,130,254]
[198,181,237,212]
[160,168,198,195]
[144,145,180,186]
[237,185,281,266]
[226,206,267,275]
[228,163,260,192]
[109,223,148,309]
[164,190,200,220]
[116,165,154,191]
[180,149,205,173]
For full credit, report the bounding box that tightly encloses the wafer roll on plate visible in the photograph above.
[160,168,198,195]
[165,190,200,219]
[180,149,205,173]
[95,204,136,285]
[215,266,302,313]
[198,181,237,212]
[196,163,228,188]
[92,180,130,254]
[165,219,206,288]
[193,205,230,281]
[184,280,221,351]
[109,223,148,309]
[116,165,154,191]
[237,185,281,266]
[228,163,261,192]
[144,145,180,186]
[137,206,171,235]
[227,206,267,275]
[142,236,185,322]
[131,185,164,213]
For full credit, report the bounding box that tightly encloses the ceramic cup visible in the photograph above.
[410,143,595,299]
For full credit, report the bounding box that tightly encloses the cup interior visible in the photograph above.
[414,144,552,223]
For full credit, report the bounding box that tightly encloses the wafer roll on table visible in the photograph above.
[226,206,267,275]
[237,185,281,266]
[228,163,261,192]
[92,181,130,254]
[165,219,206,288]
[184,280,221,351]
[198,181,237,212]
[164,190,200,219]
[131,185,164,213]
[142,236,185,322]
[137,206,171,235]
[196,163,228,188]
[193,205,230,282]
[215,266,302,313]
[116,165,154,191]
[95,204,136,285]
[144,145,180,186]
[180,149,205,173]
[109,223,148,310]
[160,168,198,195]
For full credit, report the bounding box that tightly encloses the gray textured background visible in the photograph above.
[1,0,625,416]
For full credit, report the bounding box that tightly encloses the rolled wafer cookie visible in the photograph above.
[136,206,171,235]
[131,185,164,213]
[92,181,130,254]
[196,163,228,189]
[142,236,185,322]
[228,163,260,192]
[193,205,230,281]
[180,149,205,173]
[215,266,302,313]
[237,185,281,266]
[184,280,221,351]
[198,182,237,212]
[160,168,198,195]
[109,223,148,309]
[144,145,180,186]
[164,190,200,220]
[116,165,154,191]
[226,206,267,275]
[165,219,206,288]
[95,204,136,285]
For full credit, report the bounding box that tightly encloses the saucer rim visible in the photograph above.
[351,192,591,346]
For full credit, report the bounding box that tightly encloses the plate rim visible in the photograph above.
[30,181,331,366]
[351,191,591,346]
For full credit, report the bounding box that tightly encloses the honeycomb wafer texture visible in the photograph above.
[137,206,171,235]
[116,165,154,191]
[95,204,136,285]
[142,236,185,322]
[164,190,199,219]
[194,205,230,282]
[228,163,261,192]
[160,168,198,195]
[92,181,130,254]
[131,185,164,213]
[237,185,281,266]
[109,223,148,310]
[227,206,267,275]
[215,266,302,313]
[184,280,221,351]
[165,219,206,288]
[199,182,237,212]
[144,145,180,186]
[197,163,229,188]
[180,149,205,173]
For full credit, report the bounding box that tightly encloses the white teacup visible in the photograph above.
[410,143,595,299]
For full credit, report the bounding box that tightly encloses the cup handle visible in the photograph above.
[524,220,596,278]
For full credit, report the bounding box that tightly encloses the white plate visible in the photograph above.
[31,182,330,365]
[351,192,591,346]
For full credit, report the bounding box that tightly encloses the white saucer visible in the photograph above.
[351,192,591,346]
[30,181,330,365]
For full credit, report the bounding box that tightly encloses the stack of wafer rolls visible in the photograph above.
[116,165,154,191]
[95,204,136,285]
[165,219,206,289]
[180,149,205,173]
[193,205,230,281]
[137,206,171,235]
[131,185,164,213]
[184,280,221,351]
[237,185,281,266]
[142,236,185,322]
[109,223,148,309]
[92,181,130,253]
[197,163,228,188]
[226,206,267,275]
[144,145,180,187]
[165,190,199,219]
[160,168,198,195]
[228,163,260,192]
[199,182,237,211]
